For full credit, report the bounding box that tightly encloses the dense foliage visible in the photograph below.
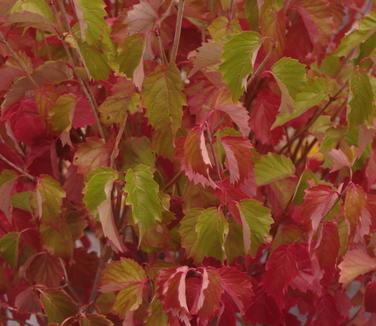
[0,0,375,325]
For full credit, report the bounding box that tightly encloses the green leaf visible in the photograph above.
[146,297,169,326]
[40,289,78,324]
[83,168,125,253]
[335,12,376,57]
[35,175,65,223]
[143,64,186,136]
[73,0,107,45]
[219,31,260,100]
[272,77,329,128]
[40,219,74,258]
[48,94,75,133]
[12,191,32,212]
[254,153,295,186]
[124,164,162,237]
[99,93,140,125]
[208,16,241,41]
[100,258,146,317]
[0,232,20,267]
[179,208,229,263]
[11,0,53,21]
[348,71,374,126]
[271,58,306,114]
[78,42,111,80]
[118,33,144,78]
[122,137,155,170]
[84,168,118,211]
[0,169,17,218]
[237,199,273,255]
[79,314,114,326]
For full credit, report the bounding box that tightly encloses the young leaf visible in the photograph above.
[35,175,65,223]
[339,249,376,286]
[40,289,78,324]
[221,136,253,184]
[237,199,273,255]
[48,94,75,133]
[219,32,261,100]
[254,153,295,186]
[143,64,186,137]
[73,0,107,45]
[83,167,125,253]
[0,232,20,267]
[179,208,228,263]
[100,258,147,316]
[348,71,374,127]
[124,164,162,237]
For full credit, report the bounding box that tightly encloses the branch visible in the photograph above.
[54,0,106,140]
[278,82,348,154]
[169,0,185,63]
[0,153,35,181]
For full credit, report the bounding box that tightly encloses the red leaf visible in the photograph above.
[249,87,283,146]
[221,136,252,184]
[178,128,214,187]
[72,96,96,128]
[218,266,254,315]
[299,185,339,234]
[216,104,250,137]
[365,281,376,313]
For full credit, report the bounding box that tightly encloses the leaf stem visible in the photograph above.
[170,0,185,63]
[0,153,35,181]
[110,114,128,168]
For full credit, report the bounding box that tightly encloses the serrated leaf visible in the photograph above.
[0,169,17,219]
[124,164,162,237]
[146,297,169,326]
[78,42,111,80]
[127,0,159,34]
[190,41,222,76]
[143,64,186,137]
[272,77,329,128]
[216,103,250,137]
[0,232,20,267]
[237,199,273,255]
[73,0,107,45]
[40,289,78,324]
[100,258,146,316]
[99,93,139,125]
[339,249,376,286]
[254,153,295,186]
[122,137,155,170]
[179,208,228,263]
[11,0,53,21]
[35,175,65,223]
[348,71,374,126]
[118,33,144,78]
[48,94,75,133]
[83,168,125,253]
[219,31,260,100]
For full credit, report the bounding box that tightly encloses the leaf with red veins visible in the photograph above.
[73,138,111,175]
[311,294,344,326]
[178,128,214,188]
[126,0,159,35]
[249,88,283,146]
[262,244,299,306]
[216,103,250,138]
[218,267,254,315]
[339,248,376,286]
[300,185,339,234]
[315,222,340,284]
[157,266,222,326]
[344,184,368,233]
[221,136,253,184]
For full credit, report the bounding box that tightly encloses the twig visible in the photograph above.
[278,82,348,154]
[162,171,183,191]
[170,0,185,63]
[0,153,35,181]
[54,0,106,140]
[110,114,128,168]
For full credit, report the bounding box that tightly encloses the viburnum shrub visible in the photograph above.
[0,0,376,325]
